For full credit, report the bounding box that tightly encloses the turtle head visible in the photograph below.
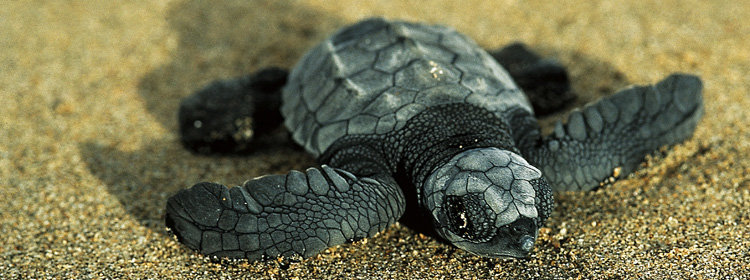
[423,147,553,258]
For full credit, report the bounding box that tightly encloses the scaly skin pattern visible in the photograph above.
[166,166,405,259]
[519,74,704,191]
[166,18,703,261]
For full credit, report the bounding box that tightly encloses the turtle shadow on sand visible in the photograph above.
[82,0,633,253]
[80,0,336,234]
[136,0,343,132]
[79,139,309,233]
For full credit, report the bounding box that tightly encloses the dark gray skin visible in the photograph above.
[166,18,703,260]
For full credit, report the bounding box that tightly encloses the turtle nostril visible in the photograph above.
[511,225,522,235]
[519,235,535,252]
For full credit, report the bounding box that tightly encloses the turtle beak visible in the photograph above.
[519,234,535,252]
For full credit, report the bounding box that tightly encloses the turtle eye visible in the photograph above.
[445,195,472,239]
[444,194,495,242]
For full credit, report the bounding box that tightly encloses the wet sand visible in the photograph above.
[2,1,748,279]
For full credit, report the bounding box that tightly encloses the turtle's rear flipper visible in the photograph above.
[490,43,576,116]
[178,67,287,155]
[165,166,405,260]
[523,74,703,191]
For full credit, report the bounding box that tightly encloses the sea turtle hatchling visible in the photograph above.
[165,18,703,260]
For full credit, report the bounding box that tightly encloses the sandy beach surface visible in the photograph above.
[2,1,748,279]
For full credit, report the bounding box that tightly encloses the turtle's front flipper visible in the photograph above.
[165,165,405,260]
[491,43,576,115]
[523,74,703,191]
[178,67,287,154]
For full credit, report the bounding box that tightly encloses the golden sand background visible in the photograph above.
[1,1,748,278]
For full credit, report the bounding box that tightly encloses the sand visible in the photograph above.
[1,0,748,279]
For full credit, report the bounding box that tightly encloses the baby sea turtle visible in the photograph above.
[166,18,703,260]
